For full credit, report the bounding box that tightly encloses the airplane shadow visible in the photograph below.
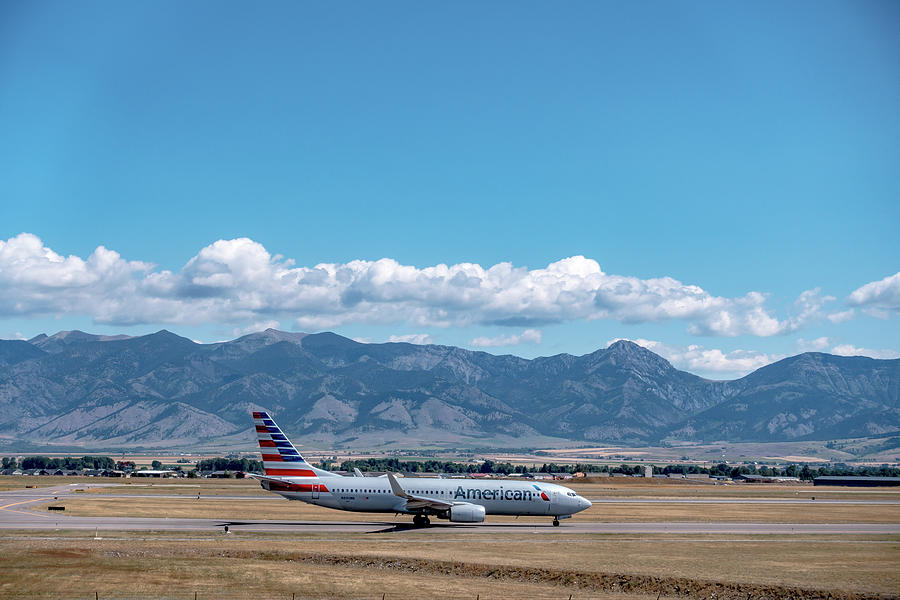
[217,520,561,534]
[368,521,562,533]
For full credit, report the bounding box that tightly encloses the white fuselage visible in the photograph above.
[262,475,591,517]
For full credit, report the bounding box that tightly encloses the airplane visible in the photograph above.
[251,411,592,526]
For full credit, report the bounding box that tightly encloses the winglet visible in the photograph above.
[387,472,409,499]
[353,467,364,477]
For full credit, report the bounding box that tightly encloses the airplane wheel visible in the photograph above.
[413,515,426,527]
[552,518,560,527]
[424,516,431,526]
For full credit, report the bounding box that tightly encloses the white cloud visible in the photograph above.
[387,333,433,345]
[0,233,829,337]
[848,272,900,314]
[797,337,831,352]
[232,320,281,337]
[470,329,542,348]
[827,309,855,324]
[607,338,781,377]
[830,344,900,359]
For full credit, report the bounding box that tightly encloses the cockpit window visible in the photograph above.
[567,492,577,496]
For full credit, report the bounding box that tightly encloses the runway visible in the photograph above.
[3,484,900,535]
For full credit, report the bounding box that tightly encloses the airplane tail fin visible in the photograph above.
[252,411,337,478]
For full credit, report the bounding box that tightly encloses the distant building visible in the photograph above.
[736,474,801,483]
[813,476,900,487]
[643,466,653,478]
[133,469,177,478]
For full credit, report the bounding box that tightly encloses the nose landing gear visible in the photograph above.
[552,518,560,526]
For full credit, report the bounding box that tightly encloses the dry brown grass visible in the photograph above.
[312,536,900,595]
[0,537,661,600]
[583,501,900,523]
[5,475,900,500]
[49,496,392,522]
[567,480,900,500]
[0,535,896,599]
[6,479,899,598]
[85,479,272,496]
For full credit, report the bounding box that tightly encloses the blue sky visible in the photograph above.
[1,1,898,378]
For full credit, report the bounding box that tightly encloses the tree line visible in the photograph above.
[3,455,898,480]
[195,458,263,473]
[1,455,264,474]
[340,458,900,480]
[3,456,117,470]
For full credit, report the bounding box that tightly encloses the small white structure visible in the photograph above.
[133,469,177,478]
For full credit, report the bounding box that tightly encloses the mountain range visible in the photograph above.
[0,329,898,450]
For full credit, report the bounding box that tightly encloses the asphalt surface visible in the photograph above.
[2,484,899,535]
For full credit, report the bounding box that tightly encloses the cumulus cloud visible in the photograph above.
[0,233,152,319]
[232,320,281,337]
[470,329,542,348]
[830,344,900,359]
[0,233,828,336]
[388,333,434,345]
[797,337,831,352]
[848,272,900,314]
[607,338,781,377]
[827,309,855,324]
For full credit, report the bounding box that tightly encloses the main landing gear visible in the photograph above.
[552,518,560,527]
[413,514,431,527]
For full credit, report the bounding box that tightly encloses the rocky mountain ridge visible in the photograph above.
[0,329,897,450]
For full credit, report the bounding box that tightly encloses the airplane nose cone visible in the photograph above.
[579,496,592,511]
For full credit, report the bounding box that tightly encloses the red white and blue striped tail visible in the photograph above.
[253,411,334,478]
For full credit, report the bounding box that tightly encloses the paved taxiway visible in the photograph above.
[2,484,899,535]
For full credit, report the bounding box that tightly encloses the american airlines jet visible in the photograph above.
[251,411,592,526]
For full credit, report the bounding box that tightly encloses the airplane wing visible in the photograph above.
[387,472,452,511]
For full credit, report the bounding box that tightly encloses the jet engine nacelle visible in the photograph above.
[449,503,486,523]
